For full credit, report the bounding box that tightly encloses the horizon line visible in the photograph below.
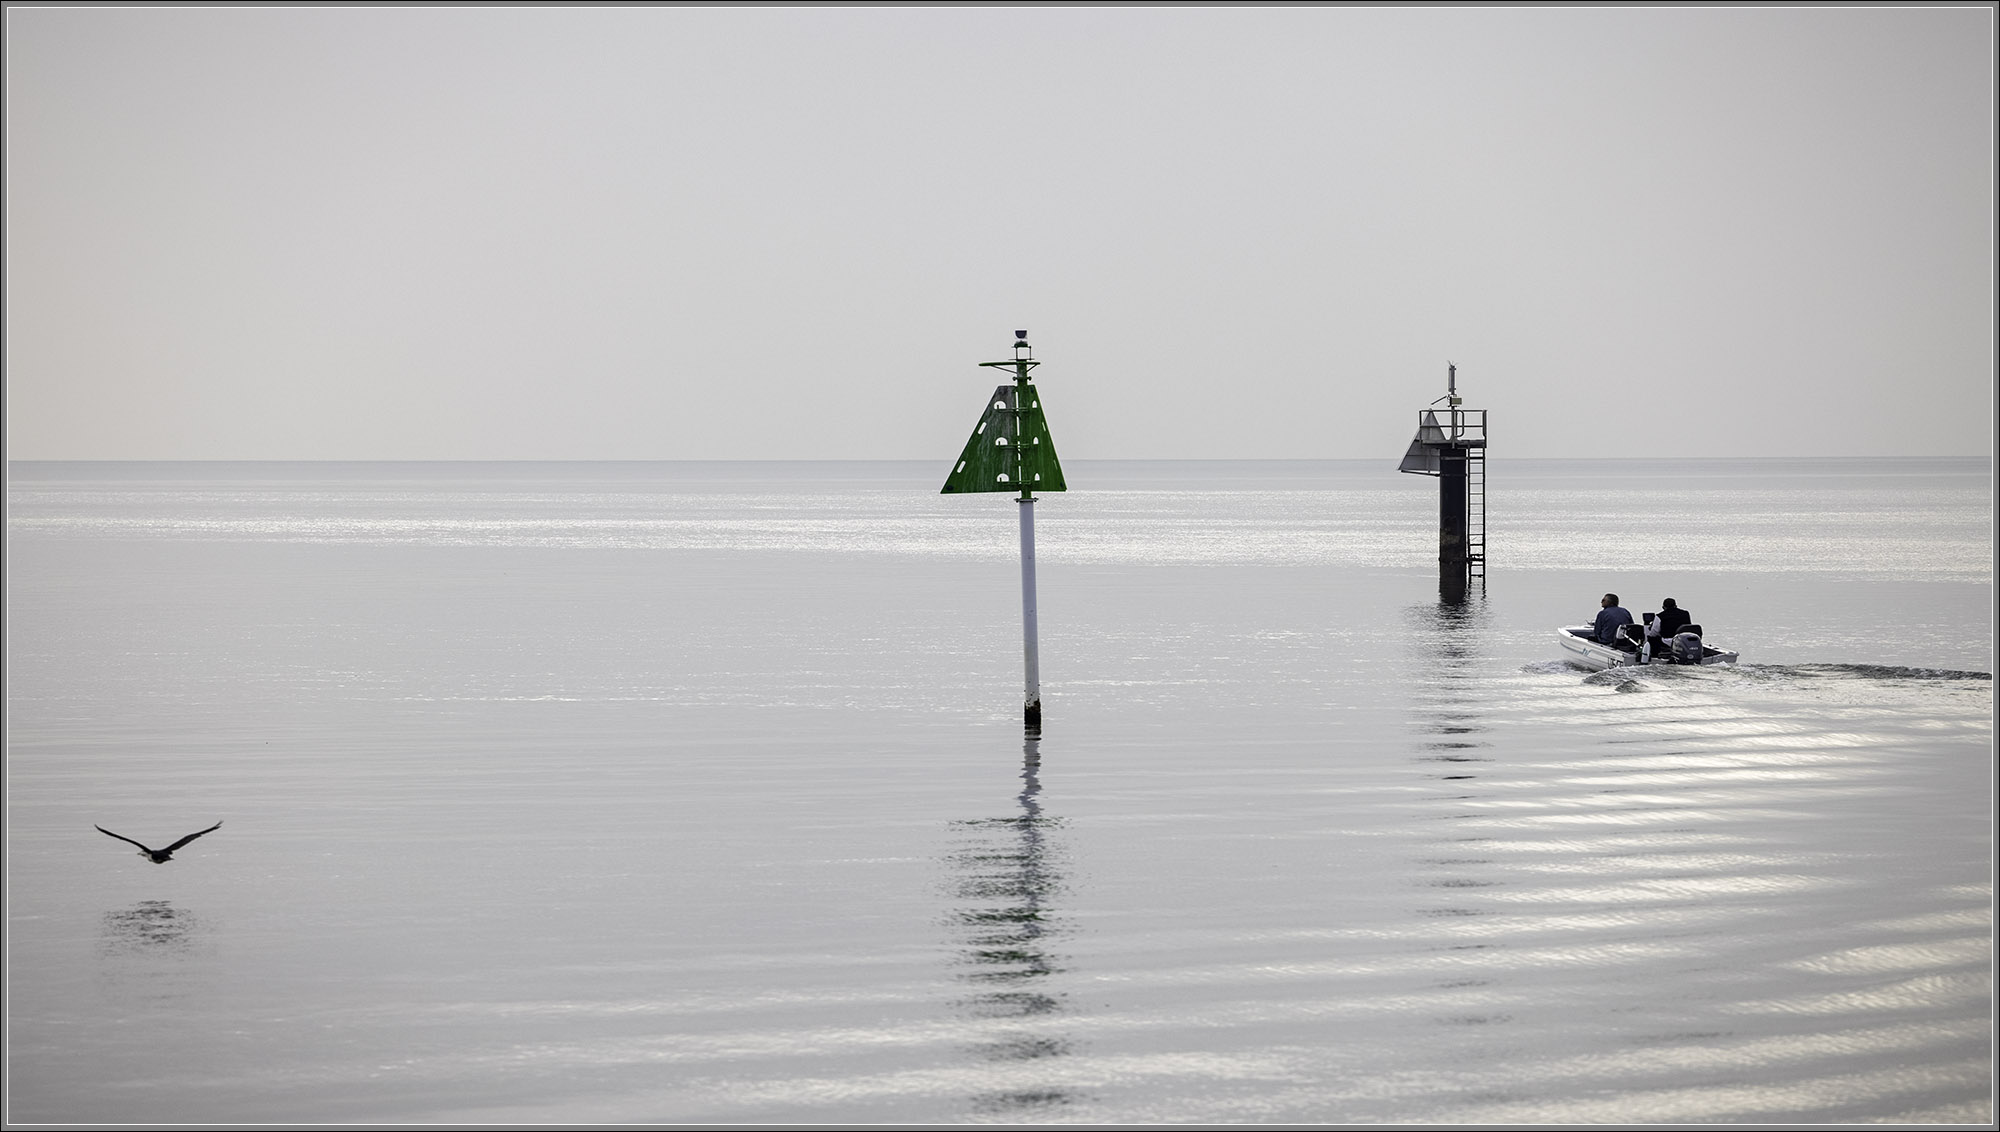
[7,454,1993,465]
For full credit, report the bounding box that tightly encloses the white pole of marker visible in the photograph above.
[1013,338,1043,732]
[1019,492,1041,730]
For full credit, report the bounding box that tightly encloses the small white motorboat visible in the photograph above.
[1557,624,1739,671]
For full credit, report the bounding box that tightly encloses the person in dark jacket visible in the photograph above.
[1653,598,1691,638]
[1593,593,1634,645]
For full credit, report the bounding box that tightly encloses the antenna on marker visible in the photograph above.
[1433,362,1459,407]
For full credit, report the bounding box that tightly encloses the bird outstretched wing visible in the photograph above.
[95,826,157,853]
[164,821,223,853]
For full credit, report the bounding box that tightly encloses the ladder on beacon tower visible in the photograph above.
[1467,441,1485,579]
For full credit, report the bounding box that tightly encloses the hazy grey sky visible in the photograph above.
[6,7,1993,461]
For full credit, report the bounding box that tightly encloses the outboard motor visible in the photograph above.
[1671,629,1704,665]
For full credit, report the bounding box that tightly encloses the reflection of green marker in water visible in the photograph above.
[943,331,1066,732]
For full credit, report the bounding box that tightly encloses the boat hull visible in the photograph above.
[1557,627,1738,671]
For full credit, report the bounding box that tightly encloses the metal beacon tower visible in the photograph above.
[1397,363,1486,603]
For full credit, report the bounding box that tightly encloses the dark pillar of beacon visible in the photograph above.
[1439,444,1469,600]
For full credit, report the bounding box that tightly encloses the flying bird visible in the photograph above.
[96,821,223,863]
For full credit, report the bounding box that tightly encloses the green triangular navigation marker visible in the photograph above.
[940,383,1066,494]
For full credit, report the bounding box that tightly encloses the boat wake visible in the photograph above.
[1744,662,1992,682]
[1527,657,1990,686]
[1517,659,1574,675]
[1573,661,1995,712]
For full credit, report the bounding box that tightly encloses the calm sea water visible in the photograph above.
[6,458,1991,1124]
